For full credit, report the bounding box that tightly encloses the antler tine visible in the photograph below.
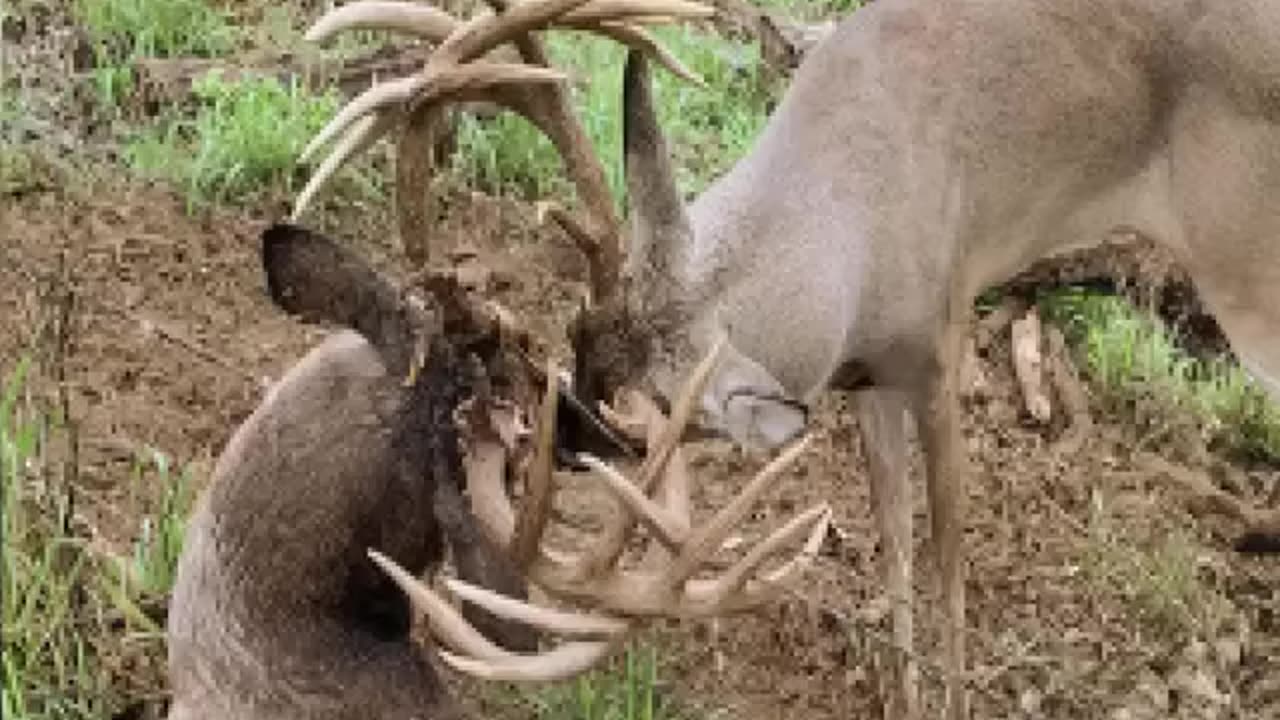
[439,638,622,682]
[578,335,727,576]
[665,433,815,586]
[683,502,833,614]
[305,1,459,44]
[369,342,828,685]
[371,549,630,682]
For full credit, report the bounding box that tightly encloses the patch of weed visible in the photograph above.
[74,0,235,60]
[2,359,112,718]
[1041,288,1280,462]
[74,0,236,111]
[2,358,197,718]
[485,643,693,720]
[453,25,773,206]
[126,71,371,208]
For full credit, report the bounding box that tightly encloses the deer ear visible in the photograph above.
[622,50,692,279]
[261,222,420,374]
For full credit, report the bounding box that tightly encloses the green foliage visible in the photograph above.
[73,0,236,111]
[1041,288,1280,462]
[74,0,235,61]
[2,358,196,718]
[493,644,692,720]
[127,72,355,208]
[2,359,109,719]
[453,26,773,205]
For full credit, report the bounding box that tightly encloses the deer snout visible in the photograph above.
[719,390,809,453]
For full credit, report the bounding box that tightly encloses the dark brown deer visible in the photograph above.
[164,221,535,720]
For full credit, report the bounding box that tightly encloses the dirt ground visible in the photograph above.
[3,0,1279,717]
[4,170,1279,719]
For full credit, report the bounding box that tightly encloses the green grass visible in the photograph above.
[452,25,774,206]
[1041,288,1280,462]
[73,0,237,110]
[488,643,693,720]
[126,71,368,208]
[74,0,235,59]
[2,358,195,719]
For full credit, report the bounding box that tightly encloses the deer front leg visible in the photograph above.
[915,318,970,720]
[853,389,917,720]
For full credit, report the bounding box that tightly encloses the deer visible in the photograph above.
[166,2,833,718]
[288,0,1280,718]
[165,220,830,718]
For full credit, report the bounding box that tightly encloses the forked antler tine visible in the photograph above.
[301,64,566,167]
[292,111,394,219]
[305,0,459,43]
[301,75,427,163]
[686,503,832,612]
[562,0,713,23]
[443,577,629,636]
[665,434,815,585]
[372,551,628,683]
[509,362,559,569]
[635,335,727,493]
[439,0,714,65]
[580,21,705,86]
[581,337,726,574]
[578,454,690,548]
[439,639,619,682]
[434,0,595,65]
[367,549,508,661]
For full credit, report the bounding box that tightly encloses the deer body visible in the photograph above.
[167,225,538,720]
[672,0,1280,441]
[589,1,1280,717]
[168,331,462,720]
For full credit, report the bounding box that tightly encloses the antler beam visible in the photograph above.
[293,0,712,297]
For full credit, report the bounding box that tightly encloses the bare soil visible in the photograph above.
[5,173,1279,719]
[3,2,1278,718]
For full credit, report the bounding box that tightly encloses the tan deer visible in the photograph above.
[291,0,1280,718]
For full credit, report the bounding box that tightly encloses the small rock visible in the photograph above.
[1213,638,1243,670]
[1019,687,1042,715]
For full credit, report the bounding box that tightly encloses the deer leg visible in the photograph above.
[853,388,916,720]
[914,319,970,720]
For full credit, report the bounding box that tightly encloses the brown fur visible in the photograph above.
[166,224,533,720]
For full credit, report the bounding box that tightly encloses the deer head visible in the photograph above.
[289,0,724,462]
[167,222,829,719]
[369,329,832,683]
[564,51,814,456]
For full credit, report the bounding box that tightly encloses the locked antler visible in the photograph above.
[370,339,832,681]
[293,0,712,301]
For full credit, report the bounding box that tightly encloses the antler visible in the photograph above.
[369,339,832,681]
[293,0,712,301]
